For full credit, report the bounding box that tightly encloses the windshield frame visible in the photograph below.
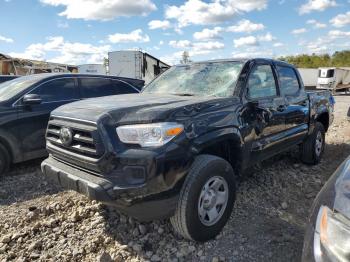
[142,61,245,98]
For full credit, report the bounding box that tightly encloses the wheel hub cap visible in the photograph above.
[198,176,229,226]
[315,131,323,156]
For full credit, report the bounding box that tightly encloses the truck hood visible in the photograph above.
[52,93,237,124]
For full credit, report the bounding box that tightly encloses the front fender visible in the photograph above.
[191,126,243,153]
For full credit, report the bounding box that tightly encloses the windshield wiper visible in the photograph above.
[171,93,195,96]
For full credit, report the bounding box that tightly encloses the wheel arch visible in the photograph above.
[0,131,22,163]
[315,111,329,132]
[191,127,244,174]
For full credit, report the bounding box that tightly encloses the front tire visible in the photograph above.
[300,122,325,165]
[170,155,236,241]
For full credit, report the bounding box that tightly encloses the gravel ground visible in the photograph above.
[1,96,349,262]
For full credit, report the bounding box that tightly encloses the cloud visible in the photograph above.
[328,30,350,38]
[169,40,224,51]
[258,32,275,42]
[233,36,259,48]
[40,0,157,20]
[165,0,267,27]
[233,32,276,48]
[57,20,69,28]
[300,37,334,53]
[306,19,327,28]
[160,51,184,65]
[108,29,150,43]
[232,48,273,58]
[0,35,14,43]
[299,0,337,15]
[226,19,265,33]
[148,20,171,30]
[193,27,223,40]
[273,42,284,47]
[168,40,225,61]
[169,40,192,48]
[292,28,307,34]
[9,36,110,64]
[330,12,350,28]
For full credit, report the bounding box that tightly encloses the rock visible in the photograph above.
[212,257,220,262]
[132,228,139,237]
[157,227,164,234]
[71,211,80,222]
[132,244,142,252]
[26,211,38,221]
[188,245,196,253]
[30,253,40,259]
[98,252,113,262]
[151,254,161,261]
[281,202,288,209]
[120,215,127,224]
[28,240,42,251]
[139,224,147,235]
[1,235,12,244]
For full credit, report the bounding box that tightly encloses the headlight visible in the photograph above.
[314,206,350,262]
[116,122,184,147]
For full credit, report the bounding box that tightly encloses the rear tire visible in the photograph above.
[170,155,236,241]
[300,122,325,165]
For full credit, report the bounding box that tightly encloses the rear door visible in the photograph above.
[275,64,309,146]
[246,62,287,162]
[16,77,79,159]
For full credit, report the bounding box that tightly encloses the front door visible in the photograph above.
[16,77,79,160]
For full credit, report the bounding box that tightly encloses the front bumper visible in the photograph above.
[42,156,181,221]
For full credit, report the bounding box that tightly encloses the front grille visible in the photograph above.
[46,118,104,159]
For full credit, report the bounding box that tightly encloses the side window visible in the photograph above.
[32,78,78,102]
[247,64,277,99]
[277,66,300,96]
[113,80,139,94]
[80,78,113,98]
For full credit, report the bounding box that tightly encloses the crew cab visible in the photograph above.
[0,73,143,175]
[42,59,334,241]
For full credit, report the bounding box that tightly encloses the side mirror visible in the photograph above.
[23,94,42,105]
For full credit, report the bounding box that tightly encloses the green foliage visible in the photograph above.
[279,50,350,68]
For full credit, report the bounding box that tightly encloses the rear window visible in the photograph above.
[277,66,300,96]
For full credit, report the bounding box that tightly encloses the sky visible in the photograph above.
[0,0,349,65]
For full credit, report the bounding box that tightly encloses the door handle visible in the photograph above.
[276,105,286,112]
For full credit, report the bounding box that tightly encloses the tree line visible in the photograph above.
[279,50,350,68]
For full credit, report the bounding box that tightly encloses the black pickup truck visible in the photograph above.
[42,58,334,241]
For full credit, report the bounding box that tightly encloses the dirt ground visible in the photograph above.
[0,96,349,262]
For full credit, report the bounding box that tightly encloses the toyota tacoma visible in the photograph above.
[42,58,334,241]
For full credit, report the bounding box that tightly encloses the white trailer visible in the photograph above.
[297,68,319,89]
[317,67,350,93]
[78,64,106,75]
[108,50,170,84]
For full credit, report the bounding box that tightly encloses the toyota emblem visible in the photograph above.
[59,127,73,146]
